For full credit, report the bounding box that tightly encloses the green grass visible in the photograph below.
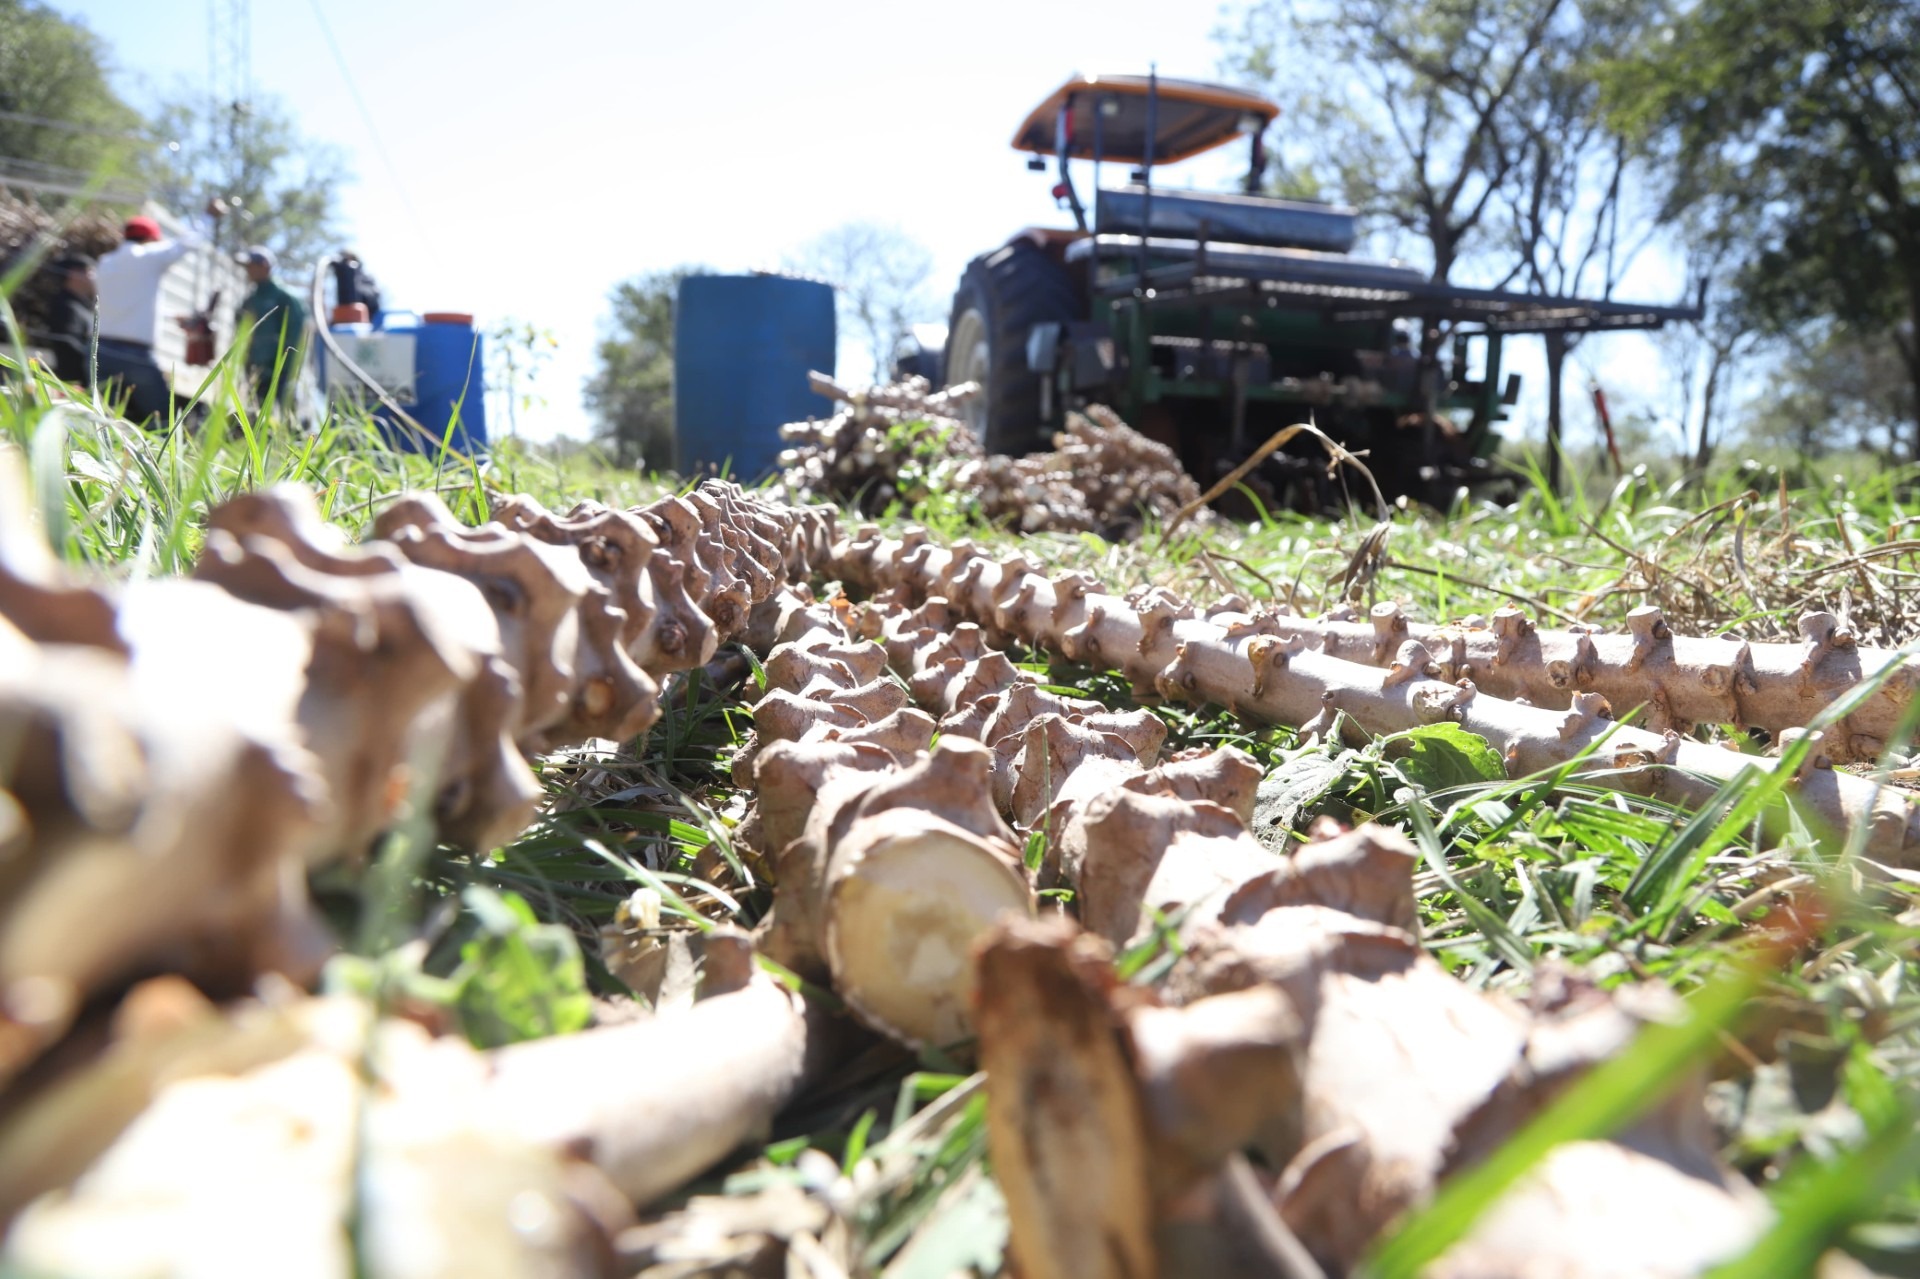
[0,337,667,572]
[12,343,1920,1273]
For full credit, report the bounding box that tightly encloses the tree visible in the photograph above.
[1498,0,1664,485]
[1217,0,1666,488]
[487,318,558,440]
[584,266,703,469]
[0,1,147,202]
[150,92,347,276]
[1604,0,1920,456]
[1651,207,1771,470]
[784,223,934,384]
[1743,325,1916,463]
[1219,0,1573,286]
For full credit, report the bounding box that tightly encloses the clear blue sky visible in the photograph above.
[57,0,1697,453]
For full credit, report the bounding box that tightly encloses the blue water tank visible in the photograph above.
[323,312,487,455]
[673,274,835,478]
[404,314,487,454]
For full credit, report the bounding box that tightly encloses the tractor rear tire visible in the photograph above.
[943,238,1079,455]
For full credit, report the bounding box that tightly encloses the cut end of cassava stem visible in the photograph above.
[824,813,1032,1047]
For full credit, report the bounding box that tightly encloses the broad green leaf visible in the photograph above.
[1253,748,1348,845]
[1388,723,1506,791]
[453,885,593,1048]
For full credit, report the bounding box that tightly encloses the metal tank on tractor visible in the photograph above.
[921,72,1701,507]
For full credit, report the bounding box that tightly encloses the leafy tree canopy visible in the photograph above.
[1744,325,1916,462]
[1219,0,1620,285]
[0,1,349,280]
[150,92,349,277]
[1602,0,1920,447]
[1218,0,1662,486]
[784,222,935,384]
[585,266,705,470]
[0,1,146,201]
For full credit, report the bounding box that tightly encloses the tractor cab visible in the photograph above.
[1014,74,1365,258]
[1014,74,1275,168]
[1012,75,1278,223]
[938,72,1702,507]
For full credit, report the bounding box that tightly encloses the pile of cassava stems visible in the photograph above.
[1,458,1912,1277]
[781,373,1206,538]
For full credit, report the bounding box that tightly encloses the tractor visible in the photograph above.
[918,73,1701,507]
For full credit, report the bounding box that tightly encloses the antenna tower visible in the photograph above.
[206,0,252,251]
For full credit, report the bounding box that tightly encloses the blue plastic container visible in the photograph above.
[673,274,835,478]
[325,312,487,455]
[401,314,487,454]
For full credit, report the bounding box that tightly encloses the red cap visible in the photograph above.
[123,216,162,243]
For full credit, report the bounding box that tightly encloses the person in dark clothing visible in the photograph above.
[238,245,309,408]
[39,254,99,386]
[329,251,382,318]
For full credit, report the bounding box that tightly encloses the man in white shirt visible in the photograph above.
[93,216,196,424]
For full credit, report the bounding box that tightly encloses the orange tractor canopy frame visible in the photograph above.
[1010,74,1280,166]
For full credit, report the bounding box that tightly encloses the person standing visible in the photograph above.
[39,254,99,386]
[237,246,309,409]
[329,251,382,318]
[93,215,195,424]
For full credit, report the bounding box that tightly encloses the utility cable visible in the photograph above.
[302,0,436,260]
[0,157,147,203]
[0,109,153,143]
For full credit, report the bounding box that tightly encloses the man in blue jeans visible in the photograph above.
[94,215,196,424]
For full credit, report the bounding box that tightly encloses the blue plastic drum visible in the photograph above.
[324,311,487,455]
[407,313,487,454]
[673,274,835,479]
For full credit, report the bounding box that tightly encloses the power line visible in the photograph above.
[303,0,435,258]
[0,109,152,144]
[0,155,147,203]
[0,172,148,204]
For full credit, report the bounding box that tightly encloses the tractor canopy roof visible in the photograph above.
[1011,74,1279,166]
